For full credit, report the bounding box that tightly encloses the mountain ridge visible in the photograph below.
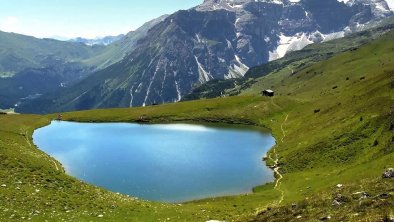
[27,0,393,113]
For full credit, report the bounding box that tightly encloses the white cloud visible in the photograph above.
[0,16,21,33]
[0,16,45,37]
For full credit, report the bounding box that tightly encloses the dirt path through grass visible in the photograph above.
[274,114,288,205]
[280,114,288,143]
[266,98,287,205]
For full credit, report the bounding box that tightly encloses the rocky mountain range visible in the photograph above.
[3,0,393,113]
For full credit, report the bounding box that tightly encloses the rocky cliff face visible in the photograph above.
[37,0,393,112]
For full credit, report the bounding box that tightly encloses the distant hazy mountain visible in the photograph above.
[48,35,71,41]
[0,31,105,74]
[69,35,125,46]
[0,31,106,109]
[35,0,392,113]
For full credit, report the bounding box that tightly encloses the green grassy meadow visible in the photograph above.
[0,31,393,221]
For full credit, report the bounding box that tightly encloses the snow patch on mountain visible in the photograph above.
[269,33,313,61]
[386,0,394,10]
[343,0,393,15]
[337,0,352,4]
[268,30,348,61]
[195,56,214,83]
[129,86,135,107]
[368,0,393,15]
[174,80,182,102]
[234,55,249,75]
[198,0,284,11]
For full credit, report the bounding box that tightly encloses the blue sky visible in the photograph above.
[0,0,202,39]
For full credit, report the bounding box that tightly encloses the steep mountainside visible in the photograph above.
[33,0,393,113]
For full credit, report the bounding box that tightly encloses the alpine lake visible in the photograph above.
[33,121,275,203]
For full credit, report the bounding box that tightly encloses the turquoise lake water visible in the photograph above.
[33,121,275,202]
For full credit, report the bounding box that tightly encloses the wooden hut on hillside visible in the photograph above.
[262,89,274,97]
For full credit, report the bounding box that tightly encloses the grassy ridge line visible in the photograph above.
[55,95,288,124]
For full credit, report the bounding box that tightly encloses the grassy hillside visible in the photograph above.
[0,30,393,221]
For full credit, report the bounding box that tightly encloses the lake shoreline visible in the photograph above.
[33,117,278,203]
